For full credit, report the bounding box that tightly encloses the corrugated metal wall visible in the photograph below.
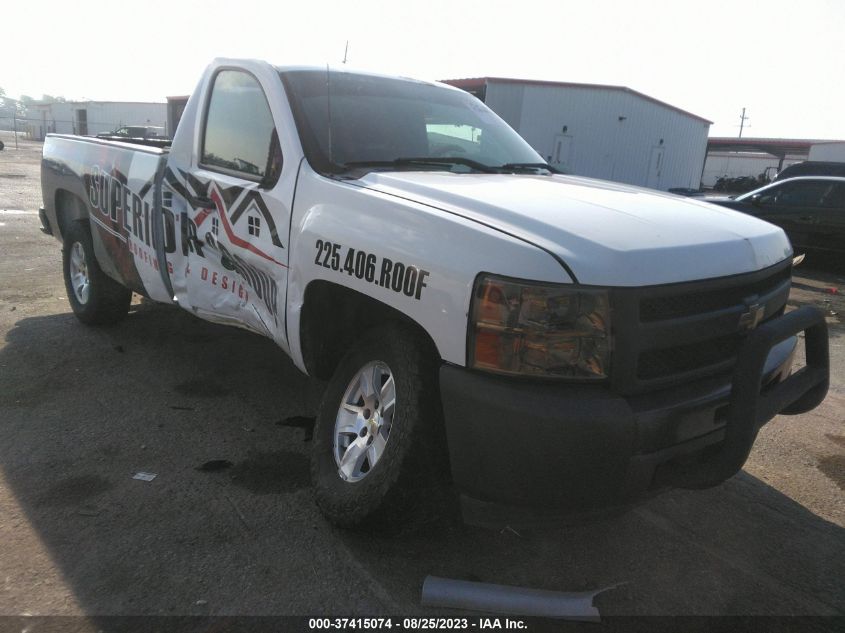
[484,81,710,190]
[809,141,845,162]
[27,102,167,140]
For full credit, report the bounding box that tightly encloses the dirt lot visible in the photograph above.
[0,130,843,624]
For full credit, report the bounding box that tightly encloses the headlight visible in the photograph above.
[468,274,611,379]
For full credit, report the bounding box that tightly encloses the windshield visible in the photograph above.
[279,69,545,175]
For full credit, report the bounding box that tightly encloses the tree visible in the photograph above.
[17,96,33,118]
[0,90,13,119]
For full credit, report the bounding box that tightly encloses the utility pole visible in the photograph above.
[738,107,750,138]
[342,40,349,64]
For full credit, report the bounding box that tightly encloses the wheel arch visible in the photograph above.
[54,189,90,240]
[299,279,441,381]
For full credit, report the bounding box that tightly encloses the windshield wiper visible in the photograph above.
[342,157,499,174]
[498,162,558,173]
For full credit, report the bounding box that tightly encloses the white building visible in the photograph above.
[809,141,845,162]
[442,77,711,191]
[25,101,167,140]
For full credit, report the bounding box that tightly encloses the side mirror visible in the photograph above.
[750,193,763,206]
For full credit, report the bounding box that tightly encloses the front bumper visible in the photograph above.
[440,306,829,516]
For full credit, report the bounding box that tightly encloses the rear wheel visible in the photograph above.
[311,322,446,528]
[63,221,132,325]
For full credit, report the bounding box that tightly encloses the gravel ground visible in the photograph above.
[0,132,842,623]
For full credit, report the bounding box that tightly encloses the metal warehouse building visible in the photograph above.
[442,77,711,191]
[26,101,167,141]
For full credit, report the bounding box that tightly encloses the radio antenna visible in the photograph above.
[326,63,333,166]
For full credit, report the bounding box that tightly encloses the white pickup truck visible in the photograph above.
[39,58,829,527]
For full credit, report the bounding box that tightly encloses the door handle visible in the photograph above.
[179,191,215,209]
[193,196,216,210]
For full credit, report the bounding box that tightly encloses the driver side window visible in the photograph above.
[821,183,845,209]
[201,70,281,183]
[763,181,833,207]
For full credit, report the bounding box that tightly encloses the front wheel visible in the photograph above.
[311,322,446,528]
[62,221,132,325]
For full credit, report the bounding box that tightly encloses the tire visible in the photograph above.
[311,321,446,528]
[62,221,132,325]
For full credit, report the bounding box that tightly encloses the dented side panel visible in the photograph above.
[41,135,173,303]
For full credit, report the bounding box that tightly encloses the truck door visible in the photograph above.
[755,179,830,251]
[814,182,845,252]
[165,68,291,347]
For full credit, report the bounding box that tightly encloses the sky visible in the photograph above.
[3,0,843,139]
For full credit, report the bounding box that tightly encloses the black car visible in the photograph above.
[96,125,166,140]
[774,160,845,181]
[708,176,845,254]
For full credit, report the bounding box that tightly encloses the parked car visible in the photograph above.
[774,160,845,182]
[708,176,845,254]
[39,58,830,527]
[97,125,166,139]
[667,187,705,197]
[713,175,761,193]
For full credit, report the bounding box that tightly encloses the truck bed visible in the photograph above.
[41,133,173,303]
[93,135,172,150]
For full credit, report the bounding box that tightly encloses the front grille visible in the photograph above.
[640,265,791,322]
[610,260,792,394]
[637,333,741,380]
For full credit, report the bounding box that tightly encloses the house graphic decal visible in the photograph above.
[230,191,283,249]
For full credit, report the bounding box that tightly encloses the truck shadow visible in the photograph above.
[0,302,843,619]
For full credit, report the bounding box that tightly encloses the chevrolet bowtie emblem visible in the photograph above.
[739,303,765,331]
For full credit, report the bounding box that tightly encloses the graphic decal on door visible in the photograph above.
[207,186,286,267]
[164,167,286,328]
[83,152,176,303]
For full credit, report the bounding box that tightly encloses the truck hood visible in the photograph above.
[359,172,792,286]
